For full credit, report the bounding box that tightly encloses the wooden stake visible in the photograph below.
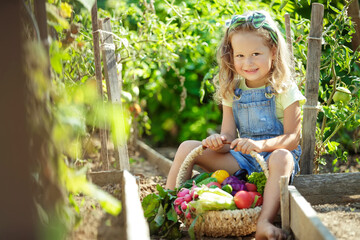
[284,13,295,75]
[91,4,109,170]
[300,3,324,174]
[34,0,49,54]
[280,176,290,234]
[349,0,360,53]
[100,18,130,171]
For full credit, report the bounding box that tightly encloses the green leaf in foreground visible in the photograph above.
[154,204,165,226]
[142,193,161,218]
[167,206,178,222]
[142,185,182,239]
[188,215,199,240]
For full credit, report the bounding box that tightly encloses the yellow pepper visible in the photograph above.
[211,170,230,184]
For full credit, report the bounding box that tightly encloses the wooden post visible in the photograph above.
[300,3,324,174]
[284,13,295,74]
[0,1,36,239]
[100,18,130,170]
[280,176,290,234]
[349,0,360,53]
[34,0,49,54]
[91,3,109,170]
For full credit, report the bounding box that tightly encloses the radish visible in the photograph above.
[185,211,192,219]
[181,201,188,210]
[184,194,192,203]
[174,197,185,206]
[174,205,182,215]
[177,188,190,197]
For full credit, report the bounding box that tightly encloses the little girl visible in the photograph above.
[166,10,305,240]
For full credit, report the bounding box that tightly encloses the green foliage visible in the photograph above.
[142,185,181,239]
[247,172,267,195]
[288,1,360,171]
[94,0,360,171]
[30,0,130,237]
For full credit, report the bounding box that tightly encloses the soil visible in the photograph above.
[67,137,360,240]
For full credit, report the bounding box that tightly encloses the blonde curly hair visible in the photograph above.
[214,10,292,104]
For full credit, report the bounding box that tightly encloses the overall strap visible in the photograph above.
[264,85,275,99]
[234,88,242,99]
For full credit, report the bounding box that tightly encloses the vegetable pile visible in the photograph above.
[175,170,266,221]
[142,170,267,239]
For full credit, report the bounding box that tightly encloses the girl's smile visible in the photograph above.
[231,31,276,88]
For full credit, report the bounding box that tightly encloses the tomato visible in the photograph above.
[245,183,257,192]
[248,191,263,207]
[211,170,230,184]
[234,191,253,209]
[206,182,221,188]
[333,87,351,104]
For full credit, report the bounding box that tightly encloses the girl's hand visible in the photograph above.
[230,138,262,155]
[202,134,227,151]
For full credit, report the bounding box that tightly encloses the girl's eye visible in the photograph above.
[236,54,244,58]
[253,53,260,56]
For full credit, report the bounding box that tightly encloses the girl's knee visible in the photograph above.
[174,140,201,164]
[268,149,293,169]
[178,140,201,153]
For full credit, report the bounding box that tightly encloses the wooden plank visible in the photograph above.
[87,170,123,186]
[137,140,173,176]
[288,186,336,240]
[293,172,360,204]
[121,170,150,240]
[91,3,109,170]
[280,176,290,233]
[100,18,130,170]
[300,3,324,174]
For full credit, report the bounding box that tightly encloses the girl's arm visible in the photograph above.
[231,101,301,154]
[202,105,238,152]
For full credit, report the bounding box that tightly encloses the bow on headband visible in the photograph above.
[225,12,278,44]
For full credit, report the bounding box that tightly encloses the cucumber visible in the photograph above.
[197,177,218,186]
[193,172,211,184]
[179,172,212,189]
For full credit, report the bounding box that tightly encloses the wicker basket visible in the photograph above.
[175,144,269,237]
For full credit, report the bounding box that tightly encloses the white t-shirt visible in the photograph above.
[222,80,306,123]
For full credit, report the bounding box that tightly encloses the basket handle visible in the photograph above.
[175,141,269,189]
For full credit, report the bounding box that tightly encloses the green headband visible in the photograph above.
[226,12,278,44]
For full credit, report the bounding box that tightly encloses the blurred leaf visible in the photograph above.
[76,0,96,12]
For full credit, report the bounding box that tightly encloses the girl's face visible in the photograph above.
[231,31,276,88]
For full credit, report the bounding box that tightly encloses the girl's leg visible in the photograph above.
[255,149,294,240]
[165,140,239,190]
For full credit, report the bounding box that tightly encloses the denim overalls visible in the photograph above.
[230,86,301,182]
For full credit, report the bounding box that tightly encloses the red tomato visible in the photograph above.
[206,182,221,188]
[234,191,253,209]
[248,191,263,207]
[245,183,257,192]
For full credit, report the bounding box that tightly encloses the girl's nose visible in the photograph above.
[244,57,253,66]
